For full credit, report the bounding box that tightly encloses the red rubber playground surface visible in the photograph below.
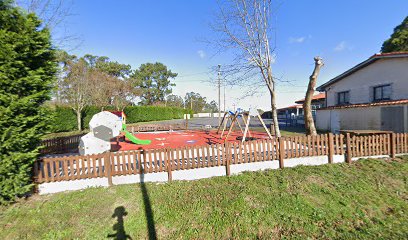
[111,130,271,151]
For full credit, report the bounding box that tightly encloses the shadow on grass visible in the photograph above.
[107,206,132,240]
[140,172,158,240]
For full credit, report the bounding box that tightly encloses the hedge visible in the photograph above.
[49,105,192,133]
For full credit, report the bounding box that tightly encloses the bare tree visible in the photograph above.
[87,69,114,110]
[111,78,138,111]
[17,0,80,50]
[60,58,92,130]
[210,0,281,136]
[303,57,324,136]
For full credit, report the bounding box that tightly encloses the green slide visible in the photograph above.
[122,124,151,145]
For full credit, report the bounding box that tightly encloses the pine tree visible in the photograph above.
[0,1,56,204]
[381,16,408,53]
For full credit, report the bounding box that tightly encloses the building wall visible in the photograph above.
[326,58,408,107]
[338,107,381,130]
[316,110,331,131]
[316,104,408,133]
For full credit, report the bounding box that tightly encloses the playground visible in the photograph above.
[111,130,271,151]
[77,109,275,155]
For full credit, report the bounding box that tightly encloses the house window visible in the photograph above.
[373,84,391,101]
[337,91,350,105]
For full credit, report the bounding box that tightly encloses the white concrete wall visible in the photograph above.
[326,58,408,107]
[316,109,331,131]
[38,155,348,195]
[193,112,223,118]
[317,104,407,132]
[339,107,381,130]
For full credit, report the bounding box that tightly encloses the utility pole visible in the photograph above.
[223,77,226,113]
[218,64,221,126]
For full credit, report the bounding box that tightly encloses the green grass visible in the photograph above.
[1,156,407,239]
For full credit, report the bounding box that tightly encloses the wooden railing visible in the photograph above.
[127,123,186,133]
[40,134,84,154]
[34,133,408,184]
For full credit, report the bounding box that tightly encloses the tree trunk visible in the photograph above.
[265,69,281,137]
[269,88,281,137]
[303,56,324,136]
[76,109,82,131]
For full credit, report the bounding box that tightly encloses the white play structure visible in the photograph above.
[79,111,122,155]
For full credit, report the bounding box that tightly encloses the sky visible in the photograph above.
[62,0,408,110]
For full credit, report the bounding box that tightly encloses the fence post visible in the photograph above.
[32,160,40,193]
[328,133,334,164]
[278,137,285,168]
[225,143,231,176]
[345,133,351,164]
[390,132,396,158]
[166,148,173,182]
[104,152,113,186]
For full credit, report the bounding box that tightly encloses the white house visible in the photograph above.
[316,52,408,133]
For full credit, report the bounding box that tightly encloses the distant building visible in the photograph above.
[262,93,326,126]
[316,52,408,133]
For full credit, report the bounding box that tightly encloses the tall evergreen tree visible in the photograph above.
[131,62,177,105]
[381,16,408,53]
[0,1,56,203]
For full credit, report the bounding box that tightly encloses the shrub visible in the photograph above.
[49,105,189,132]
[49,106,77,132]
[0,2,57,204]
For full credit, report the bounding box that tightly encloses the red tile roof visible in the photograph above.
[370,52,408,58]
[318,99,408,110]
[295,92,326,104]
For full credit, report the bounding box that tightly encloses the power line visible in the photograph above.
[177,71,212,78]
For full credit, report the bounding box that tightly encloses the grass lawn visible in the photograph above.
[1,156,407,239]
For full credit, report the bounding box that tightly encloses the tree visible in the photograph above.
[53,49,76,104]
[381,16,408,53]
[210,0,281,136]
[0,1,56,203]
[166,94,184,108]
[17,0,80,50]
[204,100,219,113]
[303,57,324,136]
[87,69,114,109]
[131,62,177,105]
[60,57,92,130]
[83,54,132,78]
[185,92,207,113]
[111,78,137,111]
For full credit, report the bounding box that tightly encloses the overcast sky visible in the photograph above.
[64,0,408,110]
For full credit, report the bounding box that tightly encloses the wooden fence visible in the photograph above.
[34,133,408,184]
[40,134,84,154]
[128,123,186,133]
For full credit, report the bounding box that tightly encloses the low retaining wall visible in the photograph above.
[35,133,408,194]
[38,154,344,194]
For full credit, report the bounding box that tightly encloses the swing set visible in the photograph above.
[217,107,273,142]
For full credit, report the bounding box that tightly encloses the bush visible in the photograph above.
[0,2,57,204]
[49,106,77,132]
[49,105,190,132]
